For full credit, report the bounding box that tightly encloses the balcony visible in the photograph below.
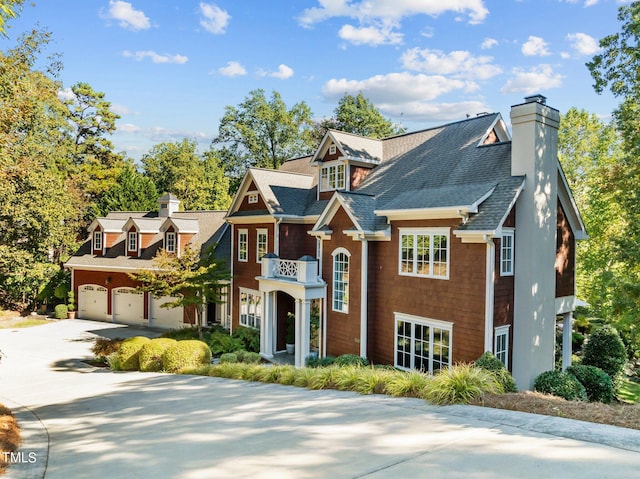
[260,254,322,284]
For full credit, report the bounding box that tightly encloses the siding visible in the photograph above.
[279,223,316,260]
[555,202,575,298]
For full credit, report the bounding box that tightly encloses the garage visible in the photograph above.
[78,284,108,321]
[112,287,145,325]
[149,295,184,329]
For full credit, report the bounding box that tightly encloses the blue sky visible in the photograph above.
[5,0,626,160]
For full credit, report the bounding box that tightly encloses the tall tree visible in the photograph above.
[0,0,24,37]
[213,89,314,178]
[94,164,159,216]
[333,92,406,138]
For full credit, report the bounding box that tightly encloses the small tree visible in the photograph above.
[582,325,627,383]
[130,246,229,339]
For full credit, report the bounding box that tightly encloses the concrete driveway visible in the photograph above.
[1,319,640,479]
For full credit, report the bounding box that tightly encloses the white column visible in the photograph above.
[484,238,495,353]
[295,299,311,368]
[360,238,368,359]
[260,292,274,359]
[562,311,573,371]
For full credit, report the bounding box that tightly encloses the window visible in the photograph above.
[501,230,514,276]
[395,313,452,373]
[248,193,258,204]
[320,163,346,191]
[494,326,510,368]
[256,229,268,262]
[93,231,102,251]
[329,144,336,155]
[332,248,350,313]
[238,229,248,262]
[128,231,137,252]
[239,288,262,329]
[165,232,176,253]
[399,229,449,279]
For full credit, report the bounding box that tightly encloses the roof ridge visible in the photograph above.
[250,167,314,177]
[381,112,500,142]
[327,129,383,141]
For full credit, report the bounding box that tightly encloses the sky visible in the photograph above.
[4,0,627,160]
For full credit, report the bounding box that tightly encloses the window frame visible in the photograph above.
[398,228,450,279]
[248,193,259,204]
[165,232,176,253]
[320,162,346,192]
[127,231,138,253]
[332,247,350,313]
[256,228,268,263]
[500,229,514,276]
[93,231,102,252]
[237,229,248,262]
[494,325,510,369]
[239,288,262,329]
[394,312,453,373]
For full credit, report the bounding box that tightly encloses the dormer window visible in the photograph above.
[93,231,102,252]
[329,144,336,155]
[320,163,346,192]
[165,232,176,253]
[248,193,258,204]
[128,231,138,253]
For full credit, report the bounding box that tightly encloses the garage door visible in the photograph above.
[78,285,108,321]
[113,287,145,325]
[149,295,184,329]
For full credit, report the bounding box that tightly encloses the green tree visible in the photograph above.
[333,92,405,138]
[94,164,159,216]
[213,89,314,179]
[131,246,229,338]
[0,0,24,37]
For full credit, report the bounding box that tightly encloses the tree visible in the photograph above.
[333,92,405,138]
[213,89,314,179]
[94,164,159,216]
[130,246,229,338]
[0,0,24,37]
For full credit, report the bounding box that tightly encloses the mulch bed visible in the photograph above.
[0,404,21,475]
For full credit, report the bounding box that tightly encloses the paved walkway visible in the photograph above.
[1,319,639,479]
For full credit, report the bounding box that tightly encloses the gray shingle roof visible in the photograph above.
[336,192,387,233]
[248,168,316,215]
[329,130,383,163]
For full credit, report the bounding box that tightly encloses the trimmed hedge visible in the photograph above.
[533,370,587,401]
[139,338,178,372]
[219,352,238,364]
[474,352,517,393]
[54,304,68,319]
[567,364,614,404]
[117,336,151,371]
[162,340,211,372]
[582,326,627,382]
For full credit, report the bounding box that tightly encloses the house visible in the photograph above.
[65,193,231,330]
[226,96,586,390]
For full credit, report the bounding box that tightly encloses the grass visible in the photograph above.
[0,404,21,475]
[618,379,640,404]
[0,310,51,329]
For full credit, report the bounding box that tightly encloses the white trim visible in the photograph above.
[331,247,352,258]
[484,239,495,353]
[127,231,138,253]
[332,247,350,313]
[329,144,336,155]
[360,239,368,358]
[500,229,515,276]
[248,193,259,204]
[478,114,511,146]
[256,228,268,263]
[238,287,263,330]
[319,161,346,192]
[397,228,450,280]
[494,325,510,369]
[557,163,588,240]
[93,231,102,252]
[394,312,453,373]
[165,231,176,253]
[237,228,248,262]
[555,295,576,315]
[229,225,234,335]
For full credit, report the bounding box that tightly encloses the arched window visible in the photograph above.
[332,248,350,313]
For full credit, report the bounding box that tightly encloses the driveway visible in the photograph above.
[1,319,640,479]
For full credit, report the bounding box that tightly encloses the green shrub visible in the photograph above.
[219,352,238,364]
[318,356,336,367]
[107,352,122,371]
[232,327,260,352]
[92,338,123,359]
[572,332,585,353]
[117,336,151,371]
[242,352,261,364]
[54,304,68,319]
[352,367,393,395]
[334,354,368,367]
[160,327,200,341]
[567,364,614,404]
[474,352,517,393]
[305,354,320,368]
[582,326,627,383]
[385,370,431,398]
[163,340,211,373]
[139,338,177,372]
[533,370,587,401]
[425,364,502,405]
[232,350,247,362]
[208,330,243,356]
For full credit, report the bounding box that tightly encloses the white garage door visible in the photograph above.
[78,285,108,321]
[113,288,145,325]
[149,295,184,329]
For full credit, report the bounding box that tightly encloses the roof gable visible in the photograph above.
[311,130,383,165]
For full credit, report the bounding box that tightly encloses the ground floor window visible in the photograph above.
[394,313,452,373]
[239,288,262,329]
[494,325,510,368]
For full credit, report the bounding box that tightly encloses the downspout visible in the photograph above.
[229,224,234,335]
[360,235,368,359]
[484,234,495,353]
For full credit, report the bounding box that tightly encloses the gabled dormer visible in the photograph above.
[160,218,199,256]
[87,218,127,256]
[122,217,164,257]
[311,130,383,200]
[478,113,511,146]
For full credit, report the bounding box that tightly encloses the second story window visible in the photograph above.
[501,230,514,276]
[165,232,176,253]
[320,163,346,191]
[93,231,102,251]
[399,228,449,279]
[256,229,268,262]
[128,231,138,253]
[238,229,248,262]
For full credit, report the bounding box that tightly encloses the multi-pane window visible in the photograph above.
[165,232,176,253]
[238,229,248,262]
[494,326,510,368]
[256,229,268,262]
[332,249,349,313]
[248,193,258,204]
[93,231,102,251]
[395,313,452,373]
[501,230,514,276]
[399,229,449,279]
[128,231,137,252]
[320,163,346,191]
[239,289,262,329]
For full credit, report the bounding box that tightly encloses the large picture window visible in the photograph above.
[256,229,268,262]
[239,288,262,329]
[238,229,248,262]
[501,230,514,276]
[332,248,350,313]
[320,163,346,191]
[399,229,449,279]
[395,313,452,373]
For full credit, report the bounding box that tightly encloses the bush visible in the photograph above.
[232,327,260,352]
[208,330,243,356]
[474,352,517,393]
[305,355,320,368]
[582,326,627,383]
[242,352,261,364]
[425,364,502,405]
[116,336,151,371]
[139,338,177,372]
[54,304,68,319]
[92,338,123,359]
[385,370,431,398]
[334,354,368,367]
[318,356,336,367]
[572,332,585,353]
[533,370,587,401]
[567,364,614,404]
[163,340,212,373]
[219,352,238,364]
[160,327,200,341]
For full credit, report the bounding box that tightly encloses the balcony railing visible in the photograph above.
[261,254,321,284]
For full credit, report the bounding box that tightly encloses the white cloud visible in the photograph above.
[102,1,150,31]
[500,65,564,93]
[299,0,490,27]
[338,24,403,46]
[379,100,492,122]
[566,32,600,56]
[481,37,498,49]
[110,104,133,115]
[117,123,210,142]
[218,61,247,77]
[118,123,141,133]
[199,2,230,34]
[122,50,188,64]
[522,36,551,56]
[585,0,599,5]
[259,64,294,79]
[401,48,502,80]
[57,88,76,102]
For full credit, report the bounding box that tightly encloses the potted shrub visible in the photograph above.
[67,291,76,319]
[285,312,295,354]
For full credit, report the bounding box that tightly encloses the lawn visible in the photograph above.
[0,310,51,329]
[618,378,640,404]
